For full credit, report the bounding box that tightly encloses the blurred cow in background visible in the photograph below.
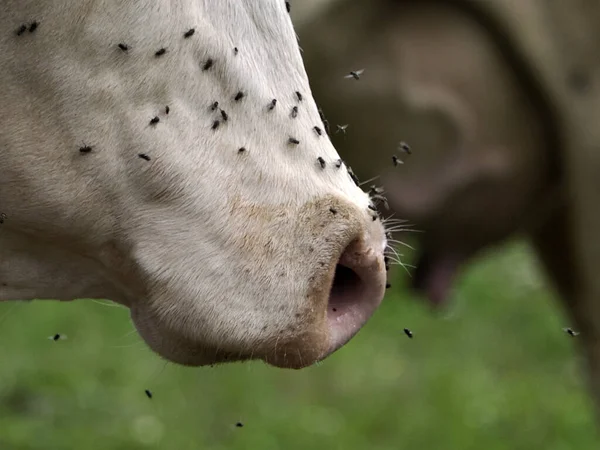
[293,0,600,422]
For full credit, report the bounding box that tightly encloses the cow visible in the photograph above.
[293,0,600,422]
[0,0,389,370]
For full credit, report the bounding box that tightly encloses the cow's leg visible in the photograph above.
[530,202,600,425]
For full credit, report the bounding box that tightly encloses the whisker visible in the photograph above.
[387,239,415,250]
[91,299,125,308]
[360,175,381,186]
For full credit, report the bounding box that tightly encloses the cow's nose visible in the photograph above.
[324,228,387,356]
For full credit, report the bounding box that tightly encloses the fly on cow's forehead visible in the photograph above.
[317,157,326,169]
[149,116,160,126]
[220,110,228,122]
[79,143,93,154]
[155,48,167,57]
[28,21,39,33]
[288,137,300,145]
[15,24,27,36]
[183,28,195,38]
[211,120,220,130]
[117,43,129,52]
[202,58,214,71]
[295,91,303,102]
[268,99,277,110]
[210,101,219,111]
[291,106,298,118]
[234,91,245,101]
[313,126,322,136]
[138,153,151,161]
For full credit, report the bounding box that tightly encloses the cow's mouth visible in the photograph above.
[412,250,464,306]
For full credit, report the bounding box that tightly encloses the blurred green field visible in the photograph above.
[0,239,598,450]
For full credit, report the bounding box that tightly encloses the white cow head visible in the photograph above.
[0,0,388,369]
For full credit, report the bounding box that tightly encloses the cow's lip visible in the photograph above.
[412,249,463,307]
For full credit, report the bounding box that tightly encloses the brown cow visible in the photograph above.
[294,0,600,421]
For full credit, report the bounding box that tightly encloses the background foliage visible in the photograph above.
[0,240,597,449]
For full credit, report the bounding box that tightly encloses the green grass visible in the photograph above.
[0,240,598,449]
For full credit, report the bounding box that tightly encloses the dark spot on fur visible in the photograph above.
[138,153,151,161]
[329,208,337,215]
[155,48,167,57]
[211,120,220,130]
[184,28,195,38]
[117,43,129,51]
[149,116,160,125]
[234,91,245,101]
[288,137,300,145]
[202,58,214,71]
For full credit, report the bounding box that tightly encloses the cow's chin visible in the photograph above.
[129,304,334,369]
[132,322,331,370]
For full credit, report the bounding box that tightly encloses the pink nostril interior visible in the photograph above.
[325,239,386,352]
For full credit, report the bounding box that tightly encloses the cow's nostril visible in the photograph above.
[329,264,361,313]
[325,237,386,355]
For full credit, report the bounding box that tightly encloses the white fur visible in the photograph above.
[0,0,384,367]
